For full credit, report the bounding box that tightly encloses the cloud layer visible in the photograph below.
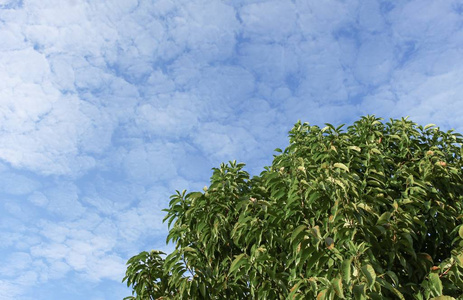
[1,0,463,298]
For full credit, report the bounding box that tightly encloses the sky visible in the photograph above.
[0,0,463,299]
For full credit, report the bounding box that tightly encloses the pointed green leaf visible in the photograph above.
[455,253,463,267]
[300,245,315,265]
[333,163,349,172]
[332,275,345,299]
[348,146,361,152]
[459,225,463,239]
[376,212,391,225]
[291,224,307,244]
[385,271,399,286]
[429,273,443,296]
[430,296,456,300]
[377,277,405,300]
[316,289,328,300]
[229,254,247,274]
[199,282,206,297]
[341,258,352,284]
[361,264,376,289]
[188,192,203,200]
[370,148,381,155]
[288,281,303,298]
[306,250,324,272]
[273,189,286,200]
[183,247,196,253]
[353,284,366,300]
[308,191,322,205]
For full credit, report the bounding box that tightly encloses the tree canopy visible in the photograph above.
[123,116,463,299]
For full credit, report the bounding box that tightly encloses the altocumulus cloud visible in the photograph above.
[0,0,463,299]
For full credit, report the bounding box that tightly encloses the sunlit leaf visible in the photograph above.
[341,258,352,284]
[361,264,376,289]
[333,162,349,172]
[229,254,247,274]
[291,224,307,244]
[316,289,328,300]
[429,273,443,296]
[332,275,345,299]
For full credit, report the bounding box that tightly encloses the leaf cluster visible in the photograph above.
[123,116,463,299]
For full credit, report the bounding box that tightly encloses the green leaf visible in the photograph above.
[199,282,206,298]
[300,245,315,265]
[291,224,307,244]
[376,212,391,225]
[332,276,345,299]
[430,297,456,300]
[353,284,366,300]
[188,192,203,200]
[377,277,405,300]
[306,250,324,272]
[348,146,361,152]
[288,280,303,298]
[341,258,352,284]
[333,163,349,172]
[424,123,437,130]
[229,254,247,274]
[370,148,381,155]
[459,225,463,239]
[385,271,399,286]
[273,188,286,200]
[361,264,376,290]
[183,247,196,253]
[316,289,328,300]
[429,273,443,296]
[307,191,322,205]
[455,253,463,267]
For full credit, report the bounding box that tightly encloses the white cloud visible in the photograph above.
[0,172,40,195]
[395,70,463,130]
[0,280,23,300]
[358,1,385,33]
[122,142,178,184]
[193,122,260,162]
[41,182,86,219]
[0,24,26,51]
[0,252,32,277]
[389,1,460,43]
[168,0,239,62]
[135,93,200,139]
[359,86,397,117]
[0,48,49,83]
[295,0,357,36]
[238,42,290,85]
[85,254,126,281]
[0,71,100,175]
[29,215,126,283]
[354,35,394,86]
[240,1,297,43]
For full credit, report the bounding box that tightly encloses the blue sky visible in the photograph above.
[0,0,463,299]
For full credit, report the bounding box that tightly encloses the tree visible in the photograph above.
[123,116,463,299]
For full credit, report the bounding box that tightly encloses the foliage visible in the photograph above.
[123,116,463,299]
